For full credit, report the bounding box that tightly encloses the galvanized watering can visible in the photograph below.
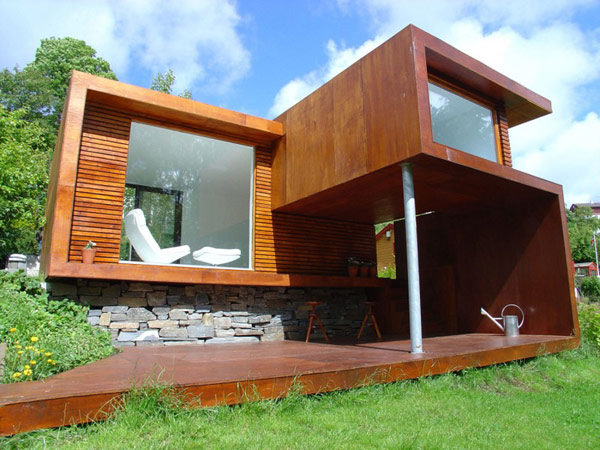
[480,304,524,337]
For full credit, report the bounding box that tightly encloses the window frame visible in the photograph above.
[120,119,256,270]
[427,74,503,164]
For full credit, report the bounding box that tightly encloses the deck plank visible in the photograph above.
[0,333,578,436]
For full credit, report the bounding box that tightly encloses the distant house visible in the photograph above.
[574,262,598,278]
[570,203,600,218]
[375,223,395,272]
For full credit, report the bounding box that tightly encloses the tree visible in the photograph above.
[0,37,116,262]
[151,69,192,99]
[0,106,49,264]
[0,37,117,130]
[567,206,600,263]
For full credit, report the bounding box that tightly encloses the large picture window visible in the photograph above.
[120,122,254,269]
[428,81,498,163]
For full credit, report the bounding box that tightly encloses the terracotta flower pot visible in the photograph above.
[369,266,377,278]
[82,247,97,264]
[348,265,359,277]
[359,265,369,277]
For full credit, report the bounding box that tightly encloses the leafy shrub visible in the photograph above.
[578,276,600,302]
[578,302,600,352]
[0,271,114,383]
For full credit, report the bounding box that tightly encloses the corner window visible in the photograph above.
[120,122,254,269]
[428,81,498,162]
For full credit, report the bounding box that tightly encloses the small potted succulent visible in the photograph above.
[359,260,370,277]
[346,257,360,277]
[367,260,378,278]
[82,240,97,264]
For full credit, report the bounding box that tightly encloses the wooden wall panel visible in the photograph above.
[497,106,512,167]
[255,147,376,275]
[68,103,130,263]
[66,104,376,274]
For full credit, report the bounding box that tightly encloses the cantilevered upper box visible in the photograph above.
[271,25,553,223]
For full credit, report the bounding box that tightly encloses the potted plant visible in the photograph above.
[367,261,378,278]
[346,257,360,277]
[82,240,97,264]
[359,261,370,277]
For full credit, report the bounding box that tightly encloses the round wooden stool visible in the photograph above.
[357,301,382,340]
[305,301,330,343]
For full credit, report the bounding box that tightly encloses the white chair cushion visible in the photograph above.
[193,247,241,266]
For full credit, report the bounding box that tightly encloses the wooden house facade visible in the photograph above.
[40,25,578,363]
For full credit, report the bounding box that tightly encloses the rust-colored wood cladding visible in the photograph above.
[497,106,512,167]
[68,103,130,263]
[272,27,421,210]
[272,25,551,215]
[388,196,576,338]
[0,334,578,436]
[255,147,376,275]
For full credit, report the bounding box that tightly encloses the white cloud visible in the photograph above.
[270,0,600,204]
[0,0,250,95]
[269,37,383,117]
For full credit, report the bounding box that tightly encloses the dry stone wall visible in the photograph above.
[47,280,372,347]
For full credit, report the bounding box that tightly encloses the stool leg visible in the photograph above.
[370,313,382,340]
[357,312,370,339]
[305,312,315,343]
[315,313,330,343]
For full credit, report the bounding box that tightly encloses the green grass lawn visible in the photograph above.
[3,344,599,449]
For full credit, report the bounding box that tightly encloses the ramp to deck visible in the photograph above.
[0,333,577,436]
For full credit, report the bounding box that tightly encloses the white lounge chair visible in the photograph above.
[193,247,241,266]
[124,209,190,264]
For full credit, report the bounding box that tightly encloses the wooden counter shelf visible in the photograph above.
[46,261,391,288]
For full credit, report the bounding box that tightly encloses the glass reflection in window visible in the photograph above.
[428,82,498,162]
[121,122,253,269]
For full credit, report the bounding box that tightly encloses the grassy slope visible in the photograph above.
[4,346,599,449]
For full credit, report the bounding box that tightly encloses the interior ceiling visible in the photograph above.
[273,154,556,225]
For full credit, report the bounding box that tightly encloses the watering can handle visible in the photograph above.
[501,304,525,328]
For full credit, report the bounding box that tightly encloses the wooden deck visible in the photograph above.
[0,333,577,436]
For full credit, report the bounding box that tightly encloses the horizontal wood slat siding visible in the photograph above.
[254,147,376,275]
[498,106,512,167]
[68,103,130,262]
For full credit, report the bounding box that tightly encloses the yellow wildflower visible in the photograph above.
[23,369,32,376]
[30,336,38,342]
[30,360,36,365]
[50,360,56,365]
[14,344,21,349]
[24,365,30,370]
[44,352,52,357]
[17,350,23,355]
[25,346,33,350]
[47,359,54,364]
[34,349,40,354]
[9,327,17,333]
[12,372,22,379]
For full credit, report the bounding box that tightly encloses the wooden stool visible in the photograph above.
[305,301,329,343]
[357,301,382,340]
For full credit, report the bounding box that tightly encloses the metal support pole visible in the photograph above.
[401,163,423,354]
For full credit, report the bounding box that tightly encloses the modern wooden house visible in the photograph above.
[9,24,578,434]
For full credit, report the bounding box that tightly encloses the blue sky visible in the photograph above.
[1,0,599,205]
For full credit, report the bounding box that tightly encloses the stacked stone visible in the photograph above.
[86,306,280,346]
[49,280,371,347]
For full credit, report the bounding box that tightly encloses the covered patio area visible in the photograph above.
[0,333,577,436]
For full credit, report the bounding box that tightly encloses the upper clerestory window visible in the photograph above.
[428,81,499,163]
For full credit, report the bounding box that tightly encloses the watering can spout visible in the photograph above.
[481,307,505,332]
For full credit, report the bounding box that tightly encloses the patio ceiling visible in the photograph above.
[272,153,562,225]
